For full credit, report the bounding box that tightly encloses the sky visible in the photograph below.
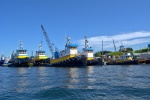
[0,0,150,57]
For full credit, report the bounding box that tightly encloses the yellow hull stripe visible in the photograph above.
[87,57,94,61]
[50,54,77,64]
[34,56,48,61]
[15,56,29,59]
[116,57,133,63]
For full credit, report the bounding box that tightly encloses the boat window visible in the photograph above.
[71,47,75,49]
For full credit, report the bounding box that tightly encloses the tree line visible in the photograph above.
[94,47,149,57]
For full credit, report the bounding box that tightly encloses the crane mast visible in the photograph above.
[41,25,54,59]
[113,39,119,58]
[113,39,117,52]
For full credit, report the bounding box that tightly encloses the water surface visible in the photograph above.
[0,65,150,100]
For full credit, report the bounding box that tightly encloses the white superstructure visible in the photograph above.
[82,36,94,60]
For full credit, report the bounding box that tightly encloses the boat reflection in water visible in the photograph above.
[66,68,79,88]
[15,68,30,93]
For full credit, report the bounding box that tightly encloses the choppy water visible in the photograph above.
[0,65,150,100]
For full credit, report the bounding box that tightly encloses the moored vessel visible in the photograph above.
[11,42,33,67]
[50,36,87,67]
[81,36,99,66]
[106,53,139,65]
[33,42,49,66]
[0,53,5,66]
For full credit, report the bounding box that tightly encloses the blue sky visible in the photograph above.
[0,0,150,57]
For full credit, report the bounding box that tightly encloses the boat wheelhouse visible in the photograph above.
[15,42,29,59]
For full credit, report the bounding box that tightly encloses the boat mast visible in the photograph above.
[84,36,88,48]
[65,36,71,49]
[113,39,118,58]
[102,40,103,62]
[31,51,33,57]
[20,41,23,50]
[39,41,42,51]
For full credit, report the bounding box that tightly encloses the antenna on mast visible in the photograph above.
[84,36,89,48]
[39,41,42,51]
[20,41,23,49]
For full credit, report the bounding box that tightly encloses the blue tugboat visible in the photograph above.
[41,25,86,67]
[50,36,87,67]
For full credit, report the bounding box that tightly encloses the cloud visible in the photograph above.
[78,31,150,51]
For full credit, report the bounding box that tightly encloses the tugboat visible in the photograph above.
[0,53,5,66]
[106,42,139,65]
[33,42,49,66]
[106,53,139,65]
[82,36,99,66]
[12,42,33,67]
[50,36,87,67]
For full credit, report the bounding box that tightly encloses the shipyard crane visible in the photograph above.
[113,39,117,53]
[113,39,119,58]
[41,25,54,59]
